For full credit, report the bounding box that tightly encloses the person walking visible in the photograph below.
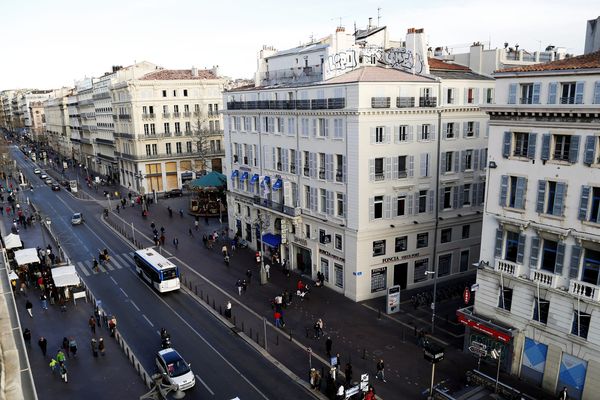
[56,349,66,366]
[344,362,353,386]
[23,328,31,345]
[242,279,248,293]
[202,234,208,248]
[68,337,78,357]
[160,234,165,246]
[98,338,105,356]
[274,310,282,328]
[236,279,243,296]
[173,237,179,250]
[89,315,96,334]
[325,336,333,358]
[376,359,386,382]
[179,209,184,218]
[91,338,98,357]
[221,245,228,257]
[59,363,68,383]
[558,386,569,400]
[40,293,48,310]
[38,336,48,356]
[314,318,324,339]
[25,299,33,317]
[194,219,199,231]
[225,301,232,318]
[188,228,193,237]
[62,337,71,358]
[246,269,252,285]
[264,263,270,279]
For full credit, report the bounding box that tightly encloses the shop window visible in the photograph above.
[498,287,513,311]
[372,240,386,256]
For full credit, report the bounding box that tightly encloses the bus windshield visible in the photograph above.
[162,268,178,280]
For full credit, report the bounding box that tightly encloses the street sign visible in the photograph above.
[423,342,445,363]
[387,285,401,314]
[471,283,479,292]
[463,287,471,304]
[469,346,488,357]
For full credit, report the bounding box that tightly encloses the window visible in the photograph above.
[537,180,567,216]
[370,267,387,293]
[466,88,475,104]
[498,287,513,311]
[416,232,428,248]
[571,310,591,339]
[442,187,452,209]
[463,184,472,206]
[185,122,191,132]
[464,150,473,170]
[173,105,179,114]
[441,228,452,243]
[336,193,344,217]
[418,190,427,213]
[375,126,384,143]
[395,236,407,252]
[186,142,192,153]
[151,144,157,155]
[445,122,455,139]
[374,158,384,181]
[513,132,529,157]
[420,124,430,140]
[336,154,344,182]
[520,83,534,104]
[305,223,311,239]
[438,254,452,277]
[372,240,386,256]
[553,135,571,161]
[396,195,406,216]
[540,239,559,272]
[304,186,311,209]
[373,195,383,219]
[561,82,576,104]
[162,90,167,97]
[500,175,527,209]
[150,124,155,134]
[174,122,181,133]
[335,234,343,251]
[504,231,520,263]
[164,123,170,134]
[462,225,470,239]
[172,90,177,97]
[582,187,600,223]
[465,121,475,137]
[414,259,429,283]
[446,88,455,104]
[334,264,344,288]
[333,118,343,138]
[144,124,149,135]
[397,156,407,178]
[581,248,600,285]
[397,125,409,142]
[145,144,151,156]
[301,118,309,136]
[444,152,454,173]
[183,89,188,97]
[320,189,327,213]
[485,88,494,104]
[317,118,328,137]
[165,143,171,154]
[533,297,549,324]
[459,250,470,272]
[176,142,182,154]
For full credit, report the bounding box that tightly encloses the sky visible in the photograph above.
[0,0,595,90]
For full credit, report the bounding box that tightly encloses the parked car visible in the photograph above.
[155,348,195,391]
[45,178,53,185]
[51,184,61,191]
[164,189,183,198]
[40,173,48,179]
[33,168,41,174]
[59,180,69,187]
[71,212,83,225]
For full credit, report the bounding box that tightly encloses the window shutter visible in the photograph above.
[536,180,546,213]
[407,193,414,215]
[570,245,582,279]
[460,150,466,172]
[324,119,329,138]
[530,236,540,268]
[430,124,436,141]
[473,88,480,104]
[407,125,414,142]
[527,133,537,159]
[548,82,558,104]
[440,152,447,174]
[384,157,392,180]
[453,186,459,209]
[459,185,465,207]
[343,155,347,183]
[473,149,480,171]
[248,146,253,167]
[310,152,316,178]
[385,127,391,143]
[569,135,580,163]
[312,119,317,137]
[295,151,301,174]
[442,123,448,138]
[499,175,509,206]
[594,81,600,104]
[428,190,434,213]
[478,181,485,205]
[384,196,392,219]
[494,229,503,258]
[439,188,445,211]
[517,234,526,264]
[481,149,488,170]
[502,131,512,158]
[282,150,288,172]
[584,136,596,165]
[553,182,567,216]
[463,122,468,138]
[394,126,400,143]
[370,127,375,144]
[514,177,527,210]
[555,242,566,274]
[408,156,414,177]
[541,134,551,161]
[369,159,375,181]
[454,152,460,172]
[575,81,585,104]
[579,185,590,221]
[368,198,374,220]
[508,83,517,104]
[532,82,541,104]
[326,191,334,215]
[463,88,468,104]
[310,187,318,211]
[392,156,398,179]
[420,153,428,177]
[325,154,333,181]
[271,147,276,170]
[475,121,480,137]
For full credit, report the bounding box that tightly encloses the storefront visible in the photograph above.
[319,249,345,290]
[292,236,312,275]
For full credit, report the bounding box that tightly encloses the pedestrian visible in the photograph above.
[98,338,105,356]
[179,209,184,218]
[116,204,120,213]
[56,349,65,365]
[326,336,333,358]
[173,237,179,250]
[558,386,568,400]
[364,386,376,400]
[69,337,78,357]
[23,328,31,345]
[108,316,117,337]
[274,310,282,327]
[160,226,165,234]
[60,363,68,383]
[62,337,70,358]
[40,293,48,310]
[168,206,173,217]
[91,338,98,357]
[221,245,228,257]
[264,263,270,279]
[376,359,386,382]
[49,358,58,374]
[242,279,248,293]
[194,219,199,231]
[246,269,252,284]
[38,336,48,356]
[89,315,96,334]
[230,238,236,253]
[188,228,193,237]
[236,279,243,296]
[314,318,324,339]
[344,362,353,386]
[202,234,208,248]
[225,301,232,318]
[336,384,345,400]
[151,221,156,231]
[160,234,165,246]
[25,299,33,317]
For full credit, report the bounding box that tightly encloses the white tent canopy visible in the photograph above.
[13,248,40,266]
[51,265,80,287]
[3,233,22,250]
[8,270,18,280]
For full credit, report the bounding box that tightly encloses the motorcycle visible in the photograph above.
[238,239,249,249]
[160,328,171,349]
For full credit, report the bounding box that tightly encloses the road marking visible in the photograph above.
[112,253,130,269]
[76,261,90,277]
[119,287,128,297]
[105,261,115,271]
[195,374,215,396]
[142,314,153,327]
[130,300,140,312]
[110,276,118,285]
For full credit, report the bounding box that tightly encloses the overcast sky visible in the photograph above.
[0,0,595,89]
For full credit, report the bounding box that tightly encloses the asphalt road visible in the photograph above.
[13,147,314,400]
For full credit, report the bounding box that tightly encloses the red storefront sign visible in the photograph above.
[463,287,471,304]
[457,314,511,343]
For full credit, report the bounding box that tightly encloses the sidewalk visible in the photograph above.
[60,168,552,400]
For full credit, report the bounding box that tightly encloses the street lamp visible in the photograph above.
[253,212,270,285]
[491,348,503,393]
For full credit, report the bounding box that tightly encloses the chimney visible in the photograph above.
[368,17,373,29]
[336,26,345,33]
[191,66,198,77]
[211,65,219,77]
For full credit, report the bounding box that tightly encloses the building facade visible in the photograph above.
[224,27,493,301]
[459,51,600,399]
[43,88,72,157]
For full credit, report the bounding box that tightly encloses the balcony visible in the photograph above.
[520,97,533,104]
[296,100,310,110]
[419,97,437,107]
[560,97,576,105]
[374,172,384,181]
[183,112,191,118]
[142,113,155,119]
[174,131,183,136]
[118,114,131,121]
[371,97,391,108]
[226,97,345,111]
[311,99,327,109]
[253,196,300,217]
[530,269,558,288]
[570,280,600,302]
[114,151,197,161]
[396,97,415,108]
[494,258,521,277]
[327,98,345,109]
[162,113,170,118]
[173,112,180,118]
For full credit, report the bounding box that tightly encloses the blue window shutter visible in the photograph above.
[578,185,590,221]
[594,81,600,104]
[454,152,460,172]
[553,182,567,216]
[536,180,546,213]
[502,131,512,158]
[499,175,508,206]
[569,245,582,279]
[555,242,566,274]
[584,136,596,165]
[517,234,526,264]
[439,188,445,211]
[369,159,374,181]
[527,133,537,159]
[473,149,480,171]
[508,83,517,104]
[532,82,541,104]
[530,236,540,268]
[369,197,374,220]
[541,134,551,161]
[569,135,580,163]
[548,82,558,104]
[494,229,503,258]
[514,177,527,209]
[440,152,446,173]
[575,81,585,104]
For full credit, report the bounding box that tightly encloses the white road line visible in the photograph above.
[130,300,140,312]
[110,276,118,285]
[142,314,153,327]
[113,253,130,269]
[119,287,128,297]
[105,261,115,271]
[76,261,90,277]
[195,374,215,396]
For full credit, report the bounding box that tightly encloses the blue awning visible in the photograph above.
[262,233,281,248]
[250,174,259,183]
[260,176,271,187]
[231,170,239,179]
[272,178,283,191]
[240,171,249,181]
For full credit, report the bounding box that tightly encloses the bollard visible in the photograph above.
[289,330,292,341]
[362,348,366,359]
[250,327,253,338]
[378,308,381,319]
[219,305,222,315]
[242,322,245,332]
[195,285,198,296]
[276,335,279,346]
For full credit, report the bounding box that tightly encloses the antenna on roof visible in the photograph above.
[377,7,382,27]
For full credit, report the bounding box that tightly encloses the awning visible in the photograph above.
[262,233,281,248]
[261,176,271,187]
[231,170,239,179]
[250,174,259,183]
[8,270,18,280]
[51,265,81,287]
[240,172,249,182]
[272,178,283,191]
[456,307,514,343]
[14,248,40,266]
[3,233,22,249]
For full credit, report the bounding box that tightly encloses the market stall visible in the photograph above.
[13,248,40,266]
[3,233,22,250]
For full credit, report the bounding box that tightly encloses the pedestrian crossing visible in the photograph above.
[76,252,135,276]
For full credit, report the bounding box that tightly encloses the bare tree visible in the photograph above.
[192,109,211,174]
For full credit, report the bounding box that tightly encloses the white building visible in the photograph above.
[67,90,81,162]
[44,88,73,159]
[76,77,97,172]
[459,51,600,400]
[224,26,494,301]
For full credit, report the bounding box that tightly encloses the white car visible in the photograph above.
[45,178,53,185]
[33,168,41,174]
[40,173,48,179]
[71,213,83,225]
[156,348,195,391]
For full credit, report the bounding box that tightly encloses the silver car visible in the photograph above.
[71,213,83,225]
[156,348,195,391]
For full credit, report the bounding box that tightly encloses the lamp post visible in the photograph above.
[491,348,503,393]
[254,212,270,285]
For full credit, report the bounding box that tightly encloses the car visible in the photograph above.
[45,178,53,185]
[40,173,48,179]
[51,184,61,191]
[155,348,195,391]
[164,189,183,198]
[33,168,41,174]
[59,180,69,187]
[71,213,83,225]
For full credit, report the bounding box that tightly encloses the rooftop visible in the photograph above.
[140,69,218,80]
[497,50,600,73]
[428,58,493,80]
[325,65,434,84]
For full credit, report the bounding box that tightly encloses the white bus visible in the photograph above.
[133,248,180,293]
